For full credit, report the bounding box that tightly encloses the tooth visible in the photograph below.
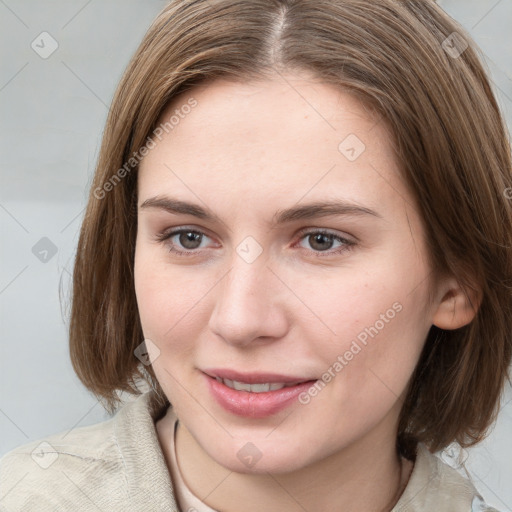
[220,379,289,393]
[250,383,271,393]
[215,377,307,391]
[232,380,252,392]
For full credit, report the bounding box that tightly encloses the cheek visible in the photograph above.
[134,241,174,340]
[134,254,202,402]
[328,304,427,430]
[302,258,430,408]
[134,245,209,350]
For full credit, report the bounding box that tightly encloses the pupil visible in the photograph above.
[311,233,332,251]
[181,231,201,249]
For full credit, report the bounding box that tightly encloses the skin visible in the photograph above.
[134,71,479,512]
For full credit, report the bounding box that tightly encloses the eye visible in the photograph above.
[155,227,356,258]
[295,229,356,257]
[155,227,213,257]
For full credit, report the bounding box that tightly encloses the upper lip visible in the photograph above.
[202,368,316,384]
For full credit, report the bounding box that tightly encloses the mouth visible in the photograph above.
[202,368,316,385]
[212,377,303,392]
[202,369,318,418]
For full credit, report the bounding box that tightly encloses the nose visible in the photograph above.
[208,255,288,348]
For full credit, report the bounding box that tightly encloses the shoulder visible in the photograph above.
[394,443,502,512]
[0,391,167,512]
[0,411,125,511]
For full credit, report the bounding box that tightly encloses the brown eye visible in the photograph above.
[307,233,336,252]
[297,229,356,257]
[176,230,203,250]
[156,228,212,256]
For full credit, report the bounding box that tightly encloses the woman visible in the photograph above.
[1,1,510,510]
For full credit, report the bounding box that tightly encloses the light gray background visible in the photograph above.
[1,0,511,509]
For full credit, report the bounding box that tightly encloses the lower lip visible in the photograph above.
[204,373,317,418]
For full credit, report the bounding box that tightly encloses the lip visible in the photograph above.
[202,368,314,385]
[202,371,318,418]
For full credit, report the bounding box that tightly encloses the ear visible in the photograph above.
[431,277,482,330]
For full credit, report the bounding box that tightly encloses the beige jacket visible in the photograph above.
[0,390,500,511]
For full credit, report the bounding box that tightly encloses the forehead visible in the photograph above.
[137,75,404,215]
[156,75,380,148]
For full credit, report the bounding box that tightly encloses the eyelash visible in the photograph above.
[154,227,356,258]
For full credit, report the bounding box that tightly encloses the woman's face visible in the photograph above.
[134,72,437,474]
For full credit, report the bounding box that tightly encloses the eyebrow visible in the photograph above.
[139,196,383,225]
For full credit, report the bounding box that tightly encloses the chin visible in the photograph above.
[202,436,319,475]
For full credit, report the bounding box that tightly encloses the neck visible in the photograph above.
[168,415,413,512]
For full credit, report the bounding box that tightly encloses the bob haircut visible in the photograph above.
[69,0,512,458]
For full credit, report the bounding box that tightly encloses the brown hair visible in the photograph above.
[69,0,512,456]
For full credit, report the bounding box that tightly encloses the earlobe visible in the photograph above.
[431,278,482,330]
